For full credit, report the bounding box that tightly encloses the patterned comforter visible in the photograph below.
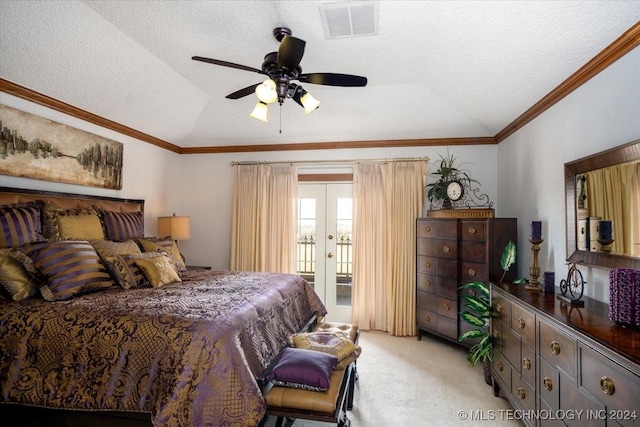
[0,270,326,426]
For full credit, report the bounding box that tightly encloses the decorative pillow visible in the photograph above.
[135,254,182,288]
[0,202,44,248]
[267,347,338,391]
[101,210,144,241]
[0,248,39,300]
[90,239,141,260]
[137,237,186,272]
[55,208,105,240]
[290,332,361,369]
[19,240,114,301]
[103,251,164,289]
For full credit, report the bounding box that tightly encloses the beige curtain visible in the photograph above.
[230,164,297,273]
[352,160,427,336]
[586,162,639,255]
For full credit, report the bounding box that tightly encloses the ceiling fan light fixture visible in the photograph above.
[250,101,269,122]
[292,85,320,114]
[255,79,278,104]
[301,91,320,114]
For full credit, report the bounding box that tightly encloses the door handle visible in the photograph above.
[328,235,334,240]
[327,252,334,258]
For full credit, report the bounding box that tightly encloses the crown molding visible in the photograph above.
[0,78,182,154]
[180,137,496,154]
[495,20,640,142]
[1,22,638,153]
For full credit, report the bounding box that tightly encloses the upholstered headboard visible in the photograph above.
[0,186,144,214]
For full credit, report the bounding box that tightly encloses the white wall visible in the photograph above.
[178,145,500,269]
[0,93,182,236]
[497,46,640,302]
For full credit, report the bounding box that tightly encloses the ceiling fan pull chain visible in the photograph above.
[279,104,282,134]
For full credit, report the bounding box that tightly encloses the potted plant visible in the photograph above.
[458,241,518,385]
[458,281,493,385]
[425,152,477,209]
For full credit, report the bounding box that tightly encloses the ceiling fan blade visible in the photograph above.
[226,83,260,100]
[299,73,367,87]
[192,56,266,75]
[277,36,306,70]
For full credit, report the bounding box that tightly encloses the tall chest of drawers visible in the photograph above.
[416,216,517,343]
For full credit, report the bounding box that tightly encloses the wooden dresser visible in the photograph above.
[415,216,517,343]
[491,283,640,427]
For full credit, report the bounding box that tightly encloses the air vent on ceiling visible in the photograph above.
[320,1,379,39]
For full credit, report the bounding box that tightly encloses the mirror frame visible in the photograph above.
[565,138,640,270]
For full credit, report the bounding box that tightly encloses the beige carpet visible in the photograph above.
[263,330,524,427]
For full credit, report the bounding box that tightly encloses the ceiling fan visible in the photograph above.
[192,27,368,122]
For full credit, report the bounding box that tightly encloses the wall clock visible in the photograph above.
[446,180,464,201]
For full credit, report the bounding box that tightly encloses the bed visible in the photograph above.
[0,187,326,427]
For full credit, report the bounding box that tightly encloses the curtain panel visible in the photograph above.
[230,164,297,273]
[352,160,427,336]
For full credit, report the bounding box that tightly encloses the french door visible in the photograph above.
[297,183,353,323]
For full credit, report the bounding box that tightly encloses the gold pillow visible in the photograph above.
[135,255,182,288]
[137,237,186,272]
[289,332,362,370]
[0,248,38,300]
[56,209,105,240]
[91,239,141,260]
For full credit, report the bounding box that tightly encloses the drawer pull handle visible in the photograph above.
[424,315,431,323]
[442,303,450,311]
[522,357,531,370]
[550,341,561,355]
[468,227,477,235]
[467,289,476,296]
[495,303,503,313]
[543,377,553,391]
[600,376,615,396]
[496,361,503,372]
[517,388,526,400]
[468,268,476,277]
[425,261,431,269]
[518,318,526,329]
[443,246,450,253]
[425,226,431,233]
[425,280,432,288]
[493,330,500,340]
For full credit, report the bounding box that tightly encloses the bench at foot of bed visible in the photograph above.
[264,362,353,427]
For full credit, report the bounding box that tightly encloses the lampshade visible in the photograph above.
[250,101,269,122]
[292,86,320,114]
[157,214,191,241]
[255,79,278,104]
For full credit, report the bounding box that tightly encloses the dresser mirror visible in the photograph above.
[565,139,640,269]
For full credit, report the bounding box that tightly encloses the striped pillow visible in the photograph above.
[0,202,44,248]
[20,240,114,301]
[101,210,144,241]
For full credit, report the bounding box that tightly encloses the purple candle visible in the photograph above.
[531,221,542,240]
[599,220,612,241]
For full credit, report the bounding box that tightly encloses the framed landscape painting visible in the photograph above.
[0,104,123,189]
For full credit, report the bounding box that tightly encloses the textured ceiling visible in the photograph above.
[1,1,639,149]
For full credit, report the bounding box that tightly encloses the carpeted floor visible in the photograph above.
[262,330,524,427]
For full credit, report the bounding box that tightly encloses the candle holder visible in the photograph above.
[526,238,544,291]
[597,238,614,253]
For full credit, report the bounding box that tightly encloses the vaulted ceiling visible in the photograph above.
[1,1,639,153]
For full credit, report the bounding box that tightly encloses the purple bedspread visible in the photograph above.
[0,270,326,426]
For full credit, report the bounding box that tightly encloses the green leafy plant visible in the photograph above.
[500,240,516,282]
[425,152,477,209]
[458,281,492,367]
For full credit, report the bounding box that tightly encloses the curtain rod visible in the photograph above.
[229,156,428,166]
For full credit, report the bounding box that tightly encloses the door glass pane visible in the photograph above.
[297,198,316,289]
[336,198,352,306]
